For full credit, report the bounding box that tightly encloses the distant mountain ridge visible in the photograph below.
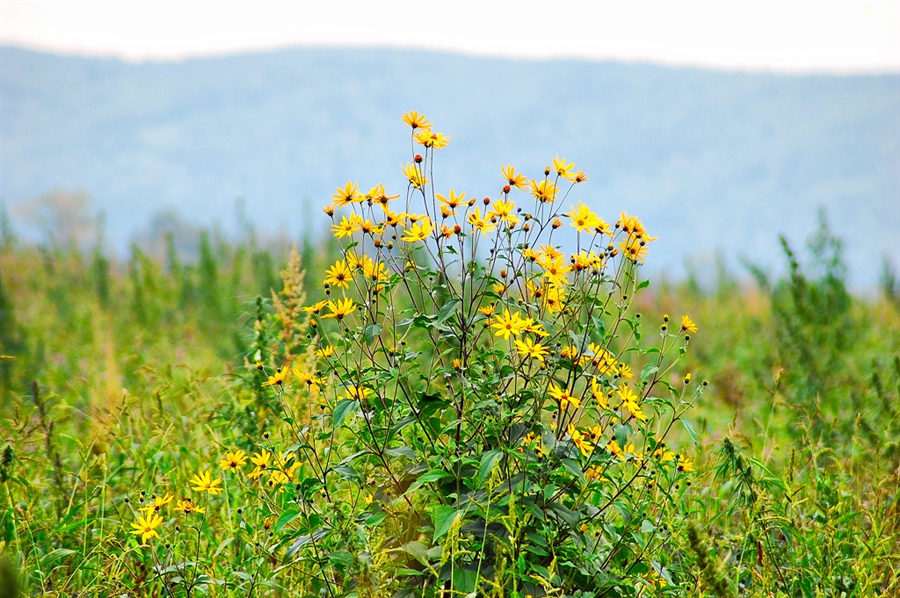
[1,45,898,285]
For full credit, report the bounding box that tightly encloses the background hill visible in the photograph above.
[1,45,897,285]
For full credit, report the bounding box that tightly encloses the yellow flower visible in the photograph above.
[552,155,577,181]
[303,300,329,314]
[565,201,602,233]
[332,181,362,206]
[140,492,174,514]
[358,218,385,236]
[501,164,528,191]
[560,345,579,360]
[402,110,431,131]
[346,250,373,273]
[362,260,390,285]
[437,189,466,212]
[537,253,571,288]
[478,304,496,317]
[614,362,633,380]
[402,162,429,189]
[618,236,650,263]
[189,471,223,495]
[521,318,549,337]
[262,365,290,387]
[401,217,435,243]
[590,379,610,410]
[575,250,606,272]
[530,179,557,203]
[324,260,353,289]
[677,454,694,473]
[332,214,361,239]
[514,337,549,362]
[568,425,593,457]
[490,308,527,340]
[293,369,326,392]
[345,385,373,402]
[573,170,588,183]
[175,497,205,515]
[607,439,623,459]
[414,129,450,149]
[645,569,667,589]
[219,450,248,472]
[619,211,649,237]
[248,449,273,480]
[548,383,581,411]
[681,315,698,333]
[366,183,399,208]
[624,443,644,460]
[653,444,676,463]
[467,207,497,237]
[381,208,408,227]
[489,198,518,227]
[316,345,335,358]
[322,298,357,320]
[130,513,163,544]
[618,385,648,422]
[268,455,302,487]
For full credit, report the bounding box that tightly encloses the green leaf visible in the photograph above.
[284,529,328,561]
[561,459,585,482]
[637,279,650,290]
[640,364,659,382]
[363,323,383,345]
[365,512,387,525]
[333,464,363,483]
[406,469,452,494]
[477,449,503,484]
[433,506,463,541]
[681,418,698,444]
[614,424,631,447]
[386,446,416,460]
[275,508,301,531]
[214,537,234,557]
[401,540,429,564]
[329,550,354,568]
[640,519,657,533]
[389,415,417,438]
[452,569,477,593]
[332,399,358,427]
[436,299,461,325]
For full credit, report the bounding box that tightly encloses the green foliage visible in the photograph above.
[0,120,898,597]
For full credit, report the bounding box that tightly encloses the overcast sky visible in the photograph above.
[2,0,899,72]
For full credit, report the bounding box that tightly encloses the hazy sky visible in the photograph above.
[2,0,899,72]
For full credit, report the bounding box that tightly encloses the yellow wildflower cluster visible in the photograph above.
[127,445,308,546]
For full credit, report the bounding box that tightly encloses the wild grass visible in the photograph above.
[1,145,898,597]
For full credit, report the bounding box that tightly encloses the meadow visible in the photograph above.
[1,114,899,597]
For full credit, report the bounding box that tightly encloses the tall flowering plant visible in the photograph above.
[275,111,703,596]
[115,112,701,596]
